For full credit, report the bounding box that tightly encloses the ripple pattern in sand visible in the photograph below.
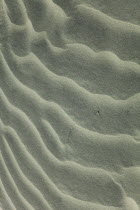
[0,0,140,209]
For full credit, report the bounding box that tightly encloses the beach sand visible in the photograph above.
[0,0,140,209]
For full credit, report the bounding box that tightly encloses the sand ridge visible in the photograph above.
[0,0,140,209]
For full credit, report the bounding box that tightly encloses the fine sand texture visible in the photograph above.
[0,0,140,209]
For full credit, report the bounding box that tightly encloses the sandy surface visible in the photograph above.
[0,0,140,209]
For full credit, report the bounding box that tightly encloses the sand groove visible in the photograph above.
[0,0,140,209]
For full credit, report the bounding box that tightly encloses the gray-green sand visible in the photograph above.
[0,0,140,209]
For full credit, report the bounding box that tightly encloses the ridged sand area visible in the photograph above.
[0,0,140,209]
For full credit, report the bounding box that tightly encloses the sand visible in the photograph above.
[0,0,140,209]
